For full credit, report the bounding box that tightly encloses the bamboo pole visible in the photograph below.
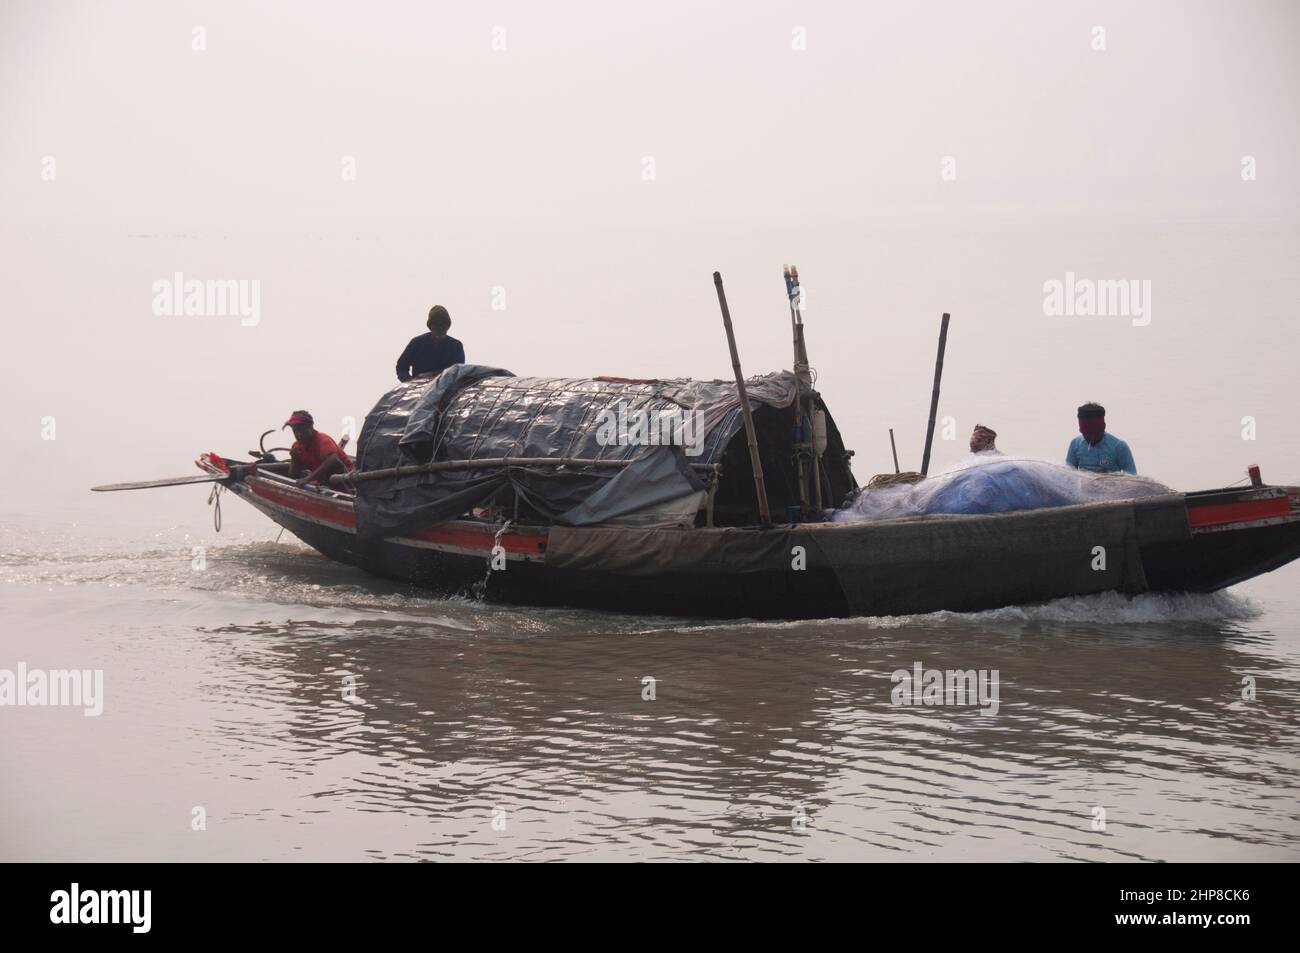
[787,277,810,516]
[889,428,900,474]
[713,271,771,525]
[784,264,821,515]
[329,456,720,489]
[920,312,951,477]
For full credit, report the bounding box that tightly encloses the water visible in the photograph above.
[3,491,1299,862]
[4,213,1299,861]
[472,520,513,600]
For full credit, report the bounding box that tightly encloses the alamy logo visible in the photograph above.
[595,402,706,456]
[891,662,1000,715]
[0,663,103,716]
[151,272,261,326]
[1042,271,1151,327]
[50,883,151,933]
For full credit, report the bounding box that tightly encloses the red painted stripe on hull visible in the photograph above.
[246,479,546,555]
[1187,497,1292,528]
[250,481,356,525]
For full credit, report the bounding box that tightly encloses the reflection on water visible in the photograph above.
[2,536,1299,861]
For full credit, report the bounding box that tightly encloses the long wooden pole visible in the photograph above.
[91,461,292,492]
[784,266,810,516]
[784,264,821,515]
[713,271,771,525]
[330,456,720,489]
[889,428,900,474]
[920,312,950,477]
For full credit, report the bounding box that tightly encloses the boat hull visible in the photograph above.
[228,474,849,617]
[216,465,1300,620]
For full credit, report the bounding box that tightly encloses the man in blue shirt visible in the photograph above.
[1066,402,1136,474]
[395,305,466,382]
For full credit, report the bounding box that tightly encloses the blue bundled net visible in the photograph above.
[833,455,1171,522]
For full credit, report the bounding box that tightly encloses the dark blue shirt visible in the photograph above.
[396,334,465,382]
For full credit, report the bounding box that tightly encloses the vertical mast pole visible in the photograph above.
[714,272,772,526]
[920,312,951,477]
[784,265,822,514]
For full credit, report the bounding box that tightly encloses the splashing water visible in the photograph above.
[471,519,513,600]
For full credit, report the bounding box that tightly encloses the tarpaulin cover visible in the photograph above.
[353,365,801,539]
[833,455,1172,521]
[548,494,1192,615]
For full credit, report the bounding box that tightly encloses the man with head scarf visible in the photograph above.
[969,424,1000,455]
[396,304,466,382]
[1066,402,1136,474]
[285,410,354,486]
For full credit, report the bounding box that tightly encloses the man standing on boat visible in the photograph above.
[285,411,354,486]
[1066,402,1136,474]
[395,305,465,382]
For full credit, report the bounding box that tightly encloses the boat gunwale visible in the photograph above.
[203,454,1300,542]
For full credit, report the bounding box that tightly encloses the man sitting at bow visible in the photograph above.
[285,410,354,486]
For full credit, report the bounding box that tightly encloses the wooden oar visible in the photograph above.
[91,473,232,492]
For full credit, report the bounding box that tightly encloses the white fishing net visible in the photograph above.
[833,454,1172,522]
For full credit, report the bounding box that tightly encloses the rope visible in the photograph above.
[868,471,924,488]
[207,483,223,532]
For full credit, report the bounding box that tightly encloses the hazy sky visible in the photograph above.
[4,0,1297,226]
[3,1,1298,509]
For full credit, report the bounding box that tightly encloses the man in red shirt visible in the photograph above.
[285,410,354,486]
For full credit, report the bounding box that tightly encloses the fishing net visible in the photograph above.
[833,454,1171,522]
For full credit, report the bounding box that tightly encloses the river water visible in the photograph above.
[3,486,1299,862]
[4,214,1299,861]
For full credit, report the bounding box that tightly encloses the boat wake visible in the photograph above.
[638,589,1261,635]
[850,589,1261,628]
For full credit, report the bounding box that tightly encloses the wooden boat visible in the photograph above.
[96,273,1300,619]
[189,450,1300,620]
